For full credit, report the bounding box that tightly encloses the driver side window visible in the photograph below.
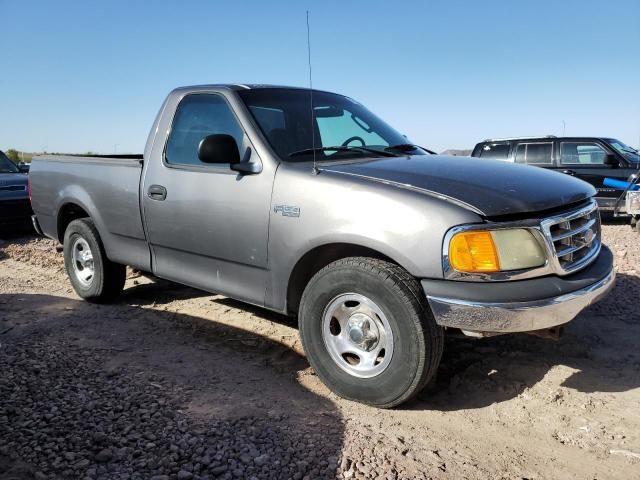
[316,108,386,148]
[165,94,244,167]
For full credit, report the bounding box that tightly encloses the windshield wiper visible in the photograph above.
[288,146,357,157]
[349,146,399,157]
[384,143,435,154]
[384,143,418,152]
[288,146,397,159]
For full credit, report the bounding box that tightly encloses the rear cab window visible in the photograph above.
[315,107,387,149]
[249,106,285,133]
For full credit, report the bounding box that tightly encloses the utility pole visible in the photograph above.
[562,120,566,136]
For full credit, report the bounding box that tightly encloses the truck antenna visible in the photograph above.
[306,10,319,175]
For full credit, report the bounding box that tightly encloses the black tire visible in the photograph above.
[299,257,443,408]
[63,218,126,302]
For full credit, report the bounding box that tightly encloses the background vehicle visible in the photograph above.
[607,172,640,232]
[471,136,640,212]
[29,85,614,407]
[0,149,32,231]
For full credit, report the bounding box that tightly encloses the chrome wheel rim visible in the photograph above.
[71,237,95,287]
[322,293,393,378]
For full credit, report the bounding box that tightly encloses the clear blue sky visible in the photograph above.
[1,0,639,154]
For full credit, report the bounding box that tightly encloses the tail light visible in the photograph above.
[27,174,32,204]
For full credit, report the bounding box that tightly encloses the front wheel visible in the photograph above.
[299,257,443,408]
[63,218,126,302]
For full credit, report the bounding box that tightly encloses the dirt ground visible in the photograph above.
[0,223,639,480]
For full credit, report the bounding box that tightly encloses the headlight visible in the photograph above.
[448,228,545,273]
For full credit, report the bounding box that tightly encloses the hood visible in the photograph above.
[0,172,29,200]
[322,155,596,217]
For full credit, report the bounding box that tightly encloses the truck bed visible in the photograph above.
[29,154,151,270]
[34,153,143,164]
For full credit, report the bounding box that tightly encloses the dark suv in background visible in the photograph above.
[0,150,32,231]
[471,136,640,212]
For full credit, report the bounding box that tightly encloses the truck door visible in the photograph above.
[141,93,274,305]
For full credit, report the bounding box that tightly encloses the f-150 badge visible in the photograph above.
[274,205,300,217]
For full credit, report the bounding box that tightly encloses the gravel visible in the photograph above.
[0,340,349,479]
[1,222,639,479]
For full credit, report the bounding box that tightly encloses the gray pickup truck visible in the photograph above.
[30,85,615,407]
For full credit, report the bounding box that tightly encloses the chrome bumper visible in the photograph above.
[426,268,615,334]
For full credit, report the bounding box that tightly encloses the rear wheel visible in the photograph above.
[299,257,443,408]
[63,218,125,302]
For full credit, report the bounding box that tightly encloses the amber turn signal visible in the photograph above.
[448,231,500,273]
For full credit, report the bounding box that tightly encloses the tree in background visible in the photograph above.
[5,149,20,163]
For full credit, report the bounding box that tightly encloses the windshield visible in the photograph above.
[0,151,19,173]
[238,88,427,161]
[606,139,640,163]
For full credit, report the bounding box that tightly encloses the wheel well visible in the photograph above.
[57,203,90,242]
[286,243,396,316]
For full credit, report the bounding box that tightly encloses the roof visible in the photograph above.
[170,83,339,96]
[173,83,309,92]
[481,136,557,142]
[479,136,617,143]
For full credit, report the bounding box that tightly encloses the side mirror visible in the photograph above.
[198,134,240,165]
[230,161,262,174]
[604,153,619,167]
[18,163,30,173]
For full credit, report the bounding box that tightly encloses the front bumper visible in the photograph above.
[423,246,616,334]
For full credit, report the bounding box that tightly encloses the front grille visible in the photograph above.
[541,200,601,275]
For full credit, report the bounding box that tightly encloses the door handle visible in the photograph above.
[147,184,167,201]
[562,169,576,176]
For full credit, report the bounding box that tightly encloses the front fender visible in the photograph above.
[266,164,482,311]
